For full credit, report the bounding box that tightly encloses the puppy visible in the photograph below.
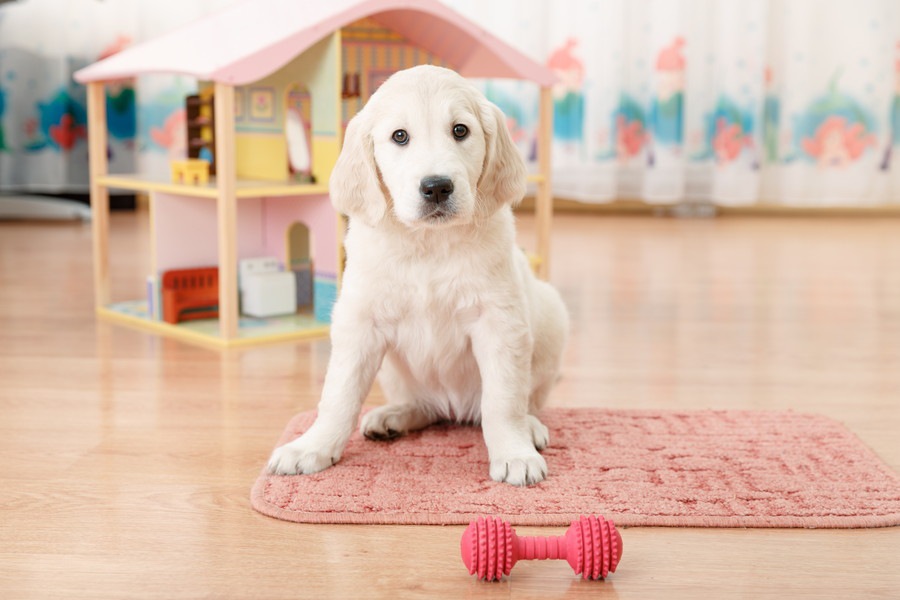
[267,65,568,486]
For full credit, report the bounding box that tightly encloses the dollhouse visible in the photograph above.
[74,0,556,349]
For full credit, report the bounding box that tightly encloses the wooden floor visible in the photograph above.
[2,209,899,599]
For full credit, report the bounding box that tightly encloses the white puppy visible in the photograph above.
[267,65,569,486]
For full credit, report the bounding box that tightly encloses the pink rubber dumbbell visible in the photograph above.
[461,515,622,581]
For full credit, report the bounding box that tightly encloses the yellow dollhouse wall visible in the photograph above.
[235,34,340,182]
[235,135,287,181]
[230,22,457,184]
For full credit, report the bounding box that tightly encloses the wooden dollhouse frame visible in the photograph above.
[75,0,556,349]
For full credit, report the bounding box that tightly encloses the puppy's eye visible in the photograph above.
[391,129,409,145]
[452,124,469,141]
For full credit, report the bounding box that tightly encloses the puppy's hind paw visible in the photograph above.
[360,403,432,441]
[526,414,550,451]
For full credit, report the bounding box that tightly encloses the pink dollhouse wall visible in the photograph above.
[261,194,339,277]
[152,193,337,278]
[152,194,266,273]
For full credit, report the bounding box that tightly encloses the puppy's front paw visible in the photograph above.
[266,437,338,475]
[490,451,548,486]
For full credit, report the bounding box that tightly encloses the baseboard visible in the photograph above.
[516,197,900,217]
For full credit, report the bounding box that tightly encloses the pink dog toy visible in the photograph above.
[461,515,622,581]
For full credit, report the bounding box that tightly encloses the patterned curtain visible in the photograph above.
[4,0,898,207]
[0,0,231,193]
[445,0,900,207]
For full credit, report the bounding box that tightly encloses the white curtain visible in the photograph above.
[445,0,900,207]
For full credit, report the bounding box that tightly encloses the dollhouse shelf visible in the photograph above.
[98,302,330,350]
[97,174,329,199]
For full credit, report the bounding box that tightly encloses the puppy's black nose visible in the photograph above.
[419,176,454,204]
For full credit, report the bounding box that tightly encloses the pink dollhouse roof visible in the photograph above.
[74,0,555,86]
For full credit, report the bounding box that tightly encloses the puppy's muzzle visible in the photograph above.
[419,176,454,205]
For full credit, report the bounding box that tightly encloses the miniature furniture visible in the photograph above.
[239,257,297,318]
[186,93,216,174]
[161,267,219,324]
[170,159,210,185]
[74,0,556,349]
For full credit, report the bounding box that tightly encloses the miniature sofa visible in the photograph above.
[161,267,219,324]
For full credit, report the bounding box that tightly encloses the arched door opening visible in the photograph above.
[286,221,314,311]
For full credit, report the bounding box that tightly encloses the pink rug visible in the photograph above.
[251,408,900,528]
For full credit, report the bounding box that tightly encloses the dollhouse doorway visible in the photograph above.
[285,84,313,183]
[286,221,314,310]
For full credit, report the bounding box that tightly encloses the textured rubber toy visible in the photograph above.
[460,515,623,581]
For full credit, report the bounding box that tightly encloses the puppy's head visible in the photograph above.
[329,65,526,229]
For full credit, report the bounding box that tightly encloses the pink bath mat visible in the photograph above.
[251,408,900,528]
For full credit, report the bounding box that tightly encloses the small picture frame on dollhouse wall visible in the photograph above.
[249,87,275,122]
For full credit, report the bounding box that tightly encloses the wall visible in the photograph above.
[151,193,265,273]
[234,34,340,183]
[261,194,339,323]
[340,18,448,126]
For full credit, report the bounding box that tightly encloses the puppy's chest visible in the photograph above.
[380,277,481,356]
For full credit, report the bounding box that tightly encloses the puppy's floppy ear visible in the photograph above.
[329,109,387,226]
[477,100,528,215]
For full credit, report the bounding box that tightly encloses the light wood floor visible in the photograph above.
[2,209,899,599]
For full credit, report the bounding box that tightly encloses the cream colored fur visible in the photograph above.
[267,65,569,486]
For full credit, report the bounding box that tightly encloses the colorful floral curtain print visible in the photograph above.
[0,0,229,192]
[446,0,900,207]
[3,0,897,207]
[0,1,131,191]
